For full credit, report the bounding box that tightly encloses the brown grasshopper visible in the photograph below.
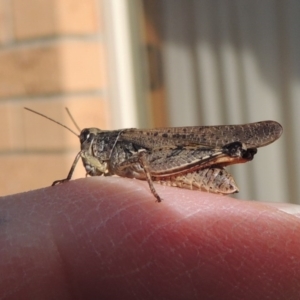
[25,108,283,202]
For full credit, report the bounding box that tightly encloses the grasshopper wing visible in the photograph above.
[120,121,282,149]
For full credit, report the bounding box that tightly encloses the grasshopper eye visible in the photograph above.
[80,129,91,144]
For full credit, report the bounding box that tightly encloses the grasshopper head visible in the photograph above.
[79,128,102,145]
[79,128,109,176]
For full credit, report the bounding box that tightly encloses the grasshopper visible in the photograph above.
[25,108,283,202]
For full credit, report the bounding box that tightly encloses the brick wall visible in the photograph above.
[0,0,110,196]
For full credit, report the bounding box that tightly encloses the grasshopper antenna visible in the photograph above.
[65,107,81,132]
[24,107,79,137]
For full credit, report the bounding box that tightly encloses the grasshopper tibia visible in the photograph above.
[137,150,162,202]
[52,151,82,186]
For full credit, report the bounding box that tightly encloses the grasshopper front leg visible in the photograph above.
[52,149,109,186]
[52,151,82,185]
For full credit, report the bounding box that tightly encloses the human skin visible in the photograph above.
[1,177,300,300]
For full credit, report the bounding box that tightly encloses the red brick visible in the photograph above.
[13,0,99,40]
[0,152,86,196]
[0,41,106,98]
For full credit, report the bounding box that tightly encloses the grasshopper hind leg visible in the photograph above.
[223,141,257,161]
